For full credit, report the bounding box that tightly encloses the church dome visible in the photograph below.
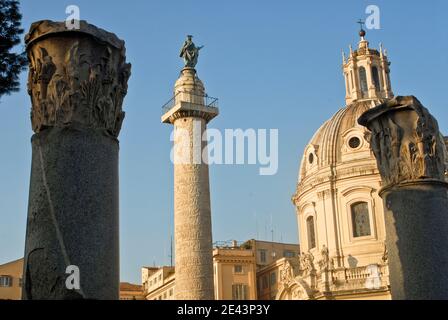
[295,30,395,193]
[287,29,399,301]
[297,99,386,186]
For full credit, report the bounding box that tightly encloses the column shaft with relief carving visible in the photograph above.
[162,66,218,299]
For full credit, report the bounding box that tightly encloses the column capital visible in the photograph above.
[359,96,447,189]
[25,20,131,137]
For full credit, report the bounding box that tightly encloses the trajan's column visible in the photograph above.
[162,35,218,299]
[23,20,131,299]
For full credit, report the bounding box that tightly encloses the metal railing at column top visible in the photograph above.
[161,91,219,114]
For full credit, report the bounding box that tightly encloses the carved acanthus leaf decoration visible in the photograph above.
[358,96,446,187]
[26,20,131,137]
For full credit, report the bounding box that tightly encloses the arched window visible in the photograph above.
[351,202,371,237]
[359,67,368,96]
[306,216,316,249]
[371,66,381,91]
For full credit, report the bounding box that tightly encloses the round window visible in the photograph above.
[348,136,361,149]
[308,153,314,164]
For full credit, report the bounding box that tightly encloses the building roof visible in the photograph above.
[119,282,143,291]
[0,258,24,267]
[297,100,448,192]
[298,99,385,184]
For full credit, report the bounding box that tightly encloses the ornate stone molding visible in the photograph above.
[275,279,314,300]
[358,96,446,188]
[25,20,131,137]
[318,245,334,273]
[280,260,295,288]
[168,109,217,124]
[340,185,376,197]
[299,252,316,277]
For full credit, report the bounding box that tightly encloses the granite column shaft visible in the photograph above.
[22,20,131,300]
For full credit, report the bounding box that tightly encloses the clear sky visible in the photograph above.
[1,0,447,284]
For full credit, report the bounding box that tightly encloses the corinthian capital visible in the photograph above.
[25,20,131,137]
[358,96,446,188]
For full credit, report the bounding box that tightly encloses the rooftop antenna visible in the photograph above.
[169,235,173,267]
[163,242,166,266]
[254,211,259,240]
[264,222,268,241]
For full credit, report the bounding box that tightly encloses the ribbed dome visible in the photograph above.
[298,99,387,183]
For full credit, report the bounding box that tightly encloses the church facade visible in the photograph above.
[277,27,448,300]
[277,29,395,300]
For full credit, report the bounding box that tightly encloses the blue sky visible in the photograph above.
[1,0,447,284]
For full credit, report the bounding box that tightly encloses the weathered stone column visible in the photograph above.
[161,36,218,300]
[162,66,218,300]
[22,20,131,300]
[358,96,448,299]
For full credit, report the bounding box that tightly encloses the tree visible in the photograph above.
[0,0,27,99]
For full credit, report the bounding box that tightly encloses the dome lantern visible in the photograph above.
[342,22,394,105]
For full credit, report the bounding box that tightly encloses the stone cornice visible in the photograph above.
[170,110,217,123]
[294,164,380,202]
[162,101,219,124]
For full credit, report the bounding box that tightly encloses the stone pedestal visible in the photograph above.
[162,68,218,300]
[359,96,448,299]
[22,20,131,300]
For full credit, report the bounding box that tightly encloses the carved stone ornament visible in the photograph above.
[25,20,131,137]
[299,252,315,276]
[358,96,446,188]
[280,260,294,286]
[318,245,330,272]
[179,35,203,68]
[381,242,388,264]
[291,286,306,300]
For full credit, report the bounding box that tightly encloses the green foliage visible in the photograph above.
[0,0,27,99]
